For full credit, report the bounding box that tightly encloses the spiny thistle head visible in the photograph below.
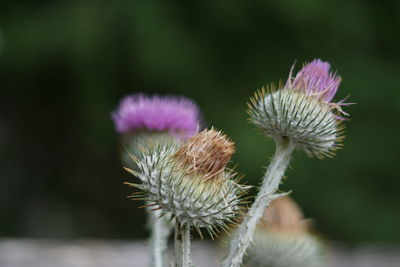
[112,93,200,139]
[248,59,349,158]
[125,129,246,236]
[245,197,327,267]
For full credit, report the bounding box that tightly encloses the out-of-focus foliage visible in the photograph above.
[0,0,399,241]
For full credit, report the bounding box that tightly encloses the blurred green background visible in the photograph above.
[0,0,399,242]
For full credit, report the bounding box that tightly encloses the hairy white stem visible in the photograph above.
[148,208,171,267]
[175,222,193,267]
[222,137,295,267]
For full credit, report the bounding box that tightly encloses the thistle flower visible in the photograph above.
[112,93,200,139]
[112,93,201,267]
[246,197,327,267]
[125,129,245,235]
[223,59,351,267]
[248,59,349,158]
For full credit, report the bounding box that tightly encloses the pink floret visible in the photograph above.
[289,59,342,102]
[112,94,200,139]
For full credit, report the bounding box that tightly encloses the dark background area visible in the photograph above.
[0,0,399,242]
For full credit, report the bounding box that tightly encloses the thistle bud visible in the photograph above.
[246,197,327,267]
[111,94,203,266]
[248,59,349,158]
[126,129,245,235]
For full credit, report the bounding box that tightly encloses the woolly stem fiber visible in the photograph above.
[175,222,193,267]
[149,208,171,267]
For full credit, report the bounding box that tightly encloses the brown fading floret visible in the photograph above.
[259,196,310,233]
[173,128,235,179]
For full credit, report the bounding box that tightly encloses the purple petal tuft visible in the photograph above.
[288,59,342,102]
[112,94,200,139]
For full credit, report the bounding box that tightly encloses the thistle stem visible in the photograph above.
[222,137,295,267]
[148,208,170,267]
[175,222,193,267]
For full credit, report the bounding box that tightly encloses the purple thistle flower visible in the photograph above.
[287,59,342,103]
[112,94,200,139]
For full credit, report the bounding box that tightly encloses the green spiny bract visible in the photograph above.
[125,129,246,236]
[121,130,178,168]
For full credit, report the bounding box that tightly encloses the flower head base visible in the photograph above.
[245,197,327,267]
[248,59,348,158]
[125,129,245,235]
[248,229,326,267]
[112,94,200,139]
